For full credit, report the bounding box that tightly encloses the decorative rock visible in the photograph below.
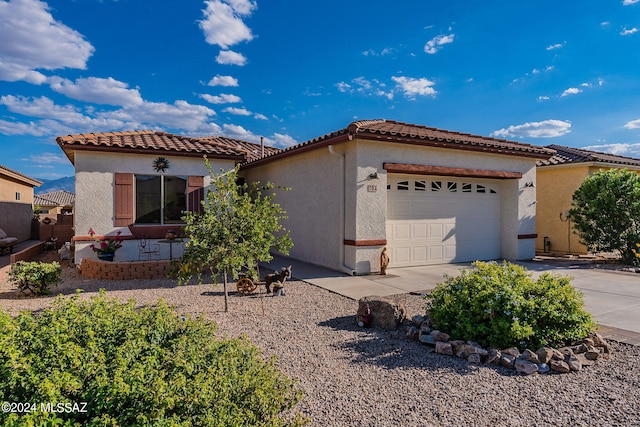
[419,323,432,334]
[572,343,589,354]
[455,344,475,359]
[536,347,554,364]
[412,315,425,326]
[406,326,419,340]
[435,341,454,356]
[585,349,601,361]
[566,353,582,371]
[551,348,566,361]
[575,353,595,367]
[419,333,436,345]
[515,359,539,375]
[500,354,516,369]
[537,363,550,374]
[430,330,450,342]
[550,360,571,373]
[503,347,521,358]
[485,348,501,364]
[357,296,406,330]
[520,349,540,364]
[467,353,482,364]
[590,332,605,347]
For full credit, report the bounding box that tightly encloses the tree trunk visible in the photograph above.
[223,269,229,312]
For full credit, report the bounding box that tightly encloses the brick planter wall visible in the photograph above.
[80,258,173,280]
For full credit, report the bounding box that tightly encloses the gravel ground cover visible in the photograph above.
[0,258,639,427]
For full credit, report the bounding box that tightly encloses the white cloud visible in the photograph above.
[216,50,248,65]
[561,87,582,97]
[48,76,143,106]
[223,106,252,116]
[623,0,640,5]
[198,0,256,49]
[0,0,94,84]
[208,75,239,86]
[424,34,455,54]
[621,27,639,35]
[335,82,351,92]
[101,100,217,132]
[26,152,69,165]
[0,119,51,136]
[391,76,437,98]
[491,120,572,139]
[272,133,297,147]
[624,118,640,129]
[546,42,565,50]
[582,143,640,157]
[362,47,396,56]
[253,113,268,120]
[199,93,242,104]
[537,95,550,102]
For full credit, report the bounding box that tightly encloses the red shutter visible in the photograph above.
[187,176,205,213]
[114,173,134,226]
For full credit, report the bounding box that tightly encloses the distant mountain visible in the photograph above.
[36,176,74,194]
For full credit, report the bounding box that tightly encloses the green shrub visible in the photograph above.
[8,261,62,295]
[426,261,596,350]
[0,292,306,427]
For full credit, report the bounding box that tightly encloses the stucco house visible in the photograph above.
[536,144,640,256]
[57,130,278,265]
[240,119,555,274]
[34,190,75,218]
[0,163,42,243]
[57,120,555,275]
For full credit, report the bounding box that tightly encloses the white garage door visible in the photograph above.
[386,174,501,267]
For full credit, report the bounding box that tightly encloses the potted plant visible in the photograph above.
[88,228,123,261]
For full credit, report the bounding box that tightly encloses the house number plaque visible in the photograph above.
[367,185,377,193]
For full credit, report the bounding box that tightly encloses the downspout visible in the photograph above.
[328,144,355,275]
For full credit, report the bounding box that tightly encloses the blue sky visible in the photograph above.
[2,0,640,180]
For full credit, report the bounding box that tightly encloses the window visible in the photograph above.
[15,192,20,201]
[476,184,486,193]
[431,181,442,192]
[462,183,472,193]
[447,182,457,192]
[414,180,426,191]
[397,181,409,190]
[135,175,187,224]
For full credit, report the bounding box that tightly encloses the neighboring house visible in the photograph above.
[0,163,42,242]
[536,144,640,255]
[57,130,278,265]
[240,119,555,274]
[34,190,75,217]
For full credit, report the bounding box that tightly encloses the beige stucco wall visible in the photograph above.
[241,147,344,272]
[243,138,540,275]
[73,151,233,265]
[536,164,640,255]
[536,165,590,255]
[0,176,35,205]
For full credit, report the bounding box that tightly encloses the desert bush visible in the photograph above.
[8,261,62,295]
[426,261,595,350]
[0,292,305,427]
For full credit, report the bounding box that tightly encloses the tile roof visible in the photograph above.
[56,130,276,164]
[34,190,75,207]
[200,136,281,162]
[242,119,555,168]
[537,144,640,167]
[0,163,42,187]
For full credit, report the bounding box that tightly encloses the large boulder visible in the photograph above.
[357,296,406,331]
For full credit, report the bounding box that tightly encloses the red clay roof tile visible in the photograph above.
[538,144,640,167]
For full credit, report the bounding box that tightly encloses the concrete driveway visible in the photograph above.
[264,255,640,345]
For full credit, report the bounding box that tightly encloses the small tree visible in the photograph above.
[569,168,640,264]
[178,158,293,311]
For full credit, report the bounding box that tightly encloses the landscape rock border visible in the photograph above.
[357,297,611,376]
[406,313,610,375]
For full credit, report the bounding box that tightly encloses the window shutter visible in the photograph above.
[114,173,134,226]
[187,176,205,213]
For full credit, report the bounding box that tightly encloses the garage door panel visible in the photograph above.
[387,175,501,267]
